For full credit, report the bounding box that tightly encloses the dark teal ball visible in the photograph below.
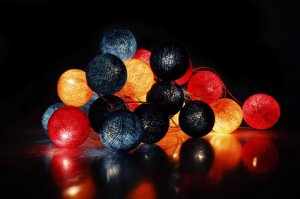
[99,110,143,152]
[86,53,127,95]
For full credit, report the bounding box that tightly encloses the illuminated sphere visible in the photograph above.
[99,27,137,61]
[121,59,154,98]
[179,138,214,173]
[150,41,189,81]
[175,59,193,86]
[57,69,93,107]
[80,92,99,115]
[41,102,64,134]
[48,106,91,148]
[212,98,243,133]
[88,95,127,132]
[134,104,169,144]
[146,81,184,116]
[133,49,151,66]
[86,53,127,95]
[242,137,279,174]
[242,93,280,129]
[179,101,215,137]
[187,70,224,104]
[99,110,143,152]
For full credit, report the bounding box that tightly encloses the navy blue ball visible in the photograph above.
[179,101,215,137]
[146,81,184,116]
[100,27,137,61]
[80,92,99,115]
[88,95,127,132]
[99,110,143,152]
[134,104,169,144]
[179,138,214,173]
[41,102,64,134]
[150,41,189,81]
[86,53,127,95]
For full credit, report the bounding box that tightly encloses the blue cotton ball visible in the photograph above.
[99,110,143,152]
[41,102,64,134]
[86,53,127,95]
[99,27,137,61]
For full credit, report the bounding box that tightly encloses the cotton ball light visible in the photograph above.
[187,70,224,104]
[88,95,127,133]
[133,49,151,66]
[179,100,215,137]
[212,98,243,133]
[48,106,91,148]
[99,27,137,61]
[146,81,184,116]
[121,59,154,98]
[242,93,280,129]
[99,110,143,152]
[134,104,169,144]
[150,41,189,81]
[86,53,127,95]
[57,69,93,107]
[41,102,64,134]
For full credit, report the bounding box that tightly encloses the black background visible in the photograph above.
[0,0,299,129]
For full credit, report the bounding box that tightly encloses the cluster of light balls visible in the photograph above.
[42,27,281,151]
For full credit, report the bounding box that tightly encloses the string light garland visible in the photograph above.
[42,26,281,152]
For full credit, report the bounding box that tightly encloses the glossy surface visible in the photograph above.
[1,114,299,198]
[57,69,93,107]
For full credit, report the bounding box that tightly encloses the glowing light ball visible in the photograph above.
[133,49,151,66]
[57,69,93,107]
[86,53,127,95]
[209,133,242,170]
[41,102,64,134]
[99,27,137,61]
[48,106,91,148]
[121,59,154,98]
[134,104,169,144]
[212,98,243,133]
[150,41,189,81]
[175,59,193,86]
[179,101,215,137]
[242,93,280,129]
[146,81,184,116]
[88,95,127,133]
[187,70,224,104]
[179,138,214,173]
[99,110,143,152]
[242,137,279,174]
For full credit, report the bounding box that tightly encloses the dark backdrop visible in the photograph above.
[0,0,299,130]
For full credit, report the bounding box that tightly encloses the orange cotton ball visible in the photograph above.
[212,98,243,133]
[121,59,154,98]
[57,69,93,107]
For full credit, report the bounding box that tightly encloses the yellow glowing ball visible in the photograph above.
[57,69,93,107]
[121,59,154,98]
[212,98,243,133]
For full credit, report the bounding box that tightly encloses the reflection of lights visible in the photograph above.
[242,136,279,174]
[195,152,205,161]
[127,180,156,199]
[106,164,120,182]
[252,157,257,168]
[62,159,70,170]
[65,185,80,197]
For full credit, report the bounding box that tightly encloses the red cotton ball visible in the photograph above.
[133,49,151,66]
[242,93,280,129]
[187,70,224,104]
[48,106,91,148]
[175,59,193,86]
